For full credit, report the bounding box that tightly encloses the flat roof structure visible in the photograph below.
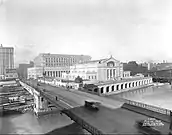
[94,77,151,86]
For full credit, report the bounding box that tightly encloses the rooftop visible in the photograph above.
[94,77,151,86]
[40,53,91,58]
[77,56,119,65]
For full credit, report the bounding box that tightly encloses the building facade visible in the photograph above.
[5,69,18,79]
[28,53,91,79]
[84,77,152,96]
[62,56,124,81]
[17,61,34,79]
[123,71,131,78]
[0,44,14,79]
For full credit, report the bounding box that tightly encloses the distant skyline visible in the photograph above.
[1,0,172,66]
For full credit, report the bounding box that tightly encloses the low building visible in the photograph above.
[28,67,43,79]
[17,61,34,79]
[82,77,153,96]
[62,56,123,82]
[5,69,18,79]
[123,71,131,78]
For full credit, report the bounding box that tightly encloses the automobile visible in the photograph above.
[135,120,162,135]
[84,100,100,111]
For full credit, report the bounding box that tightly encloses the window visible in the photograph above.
[95,76,97,79]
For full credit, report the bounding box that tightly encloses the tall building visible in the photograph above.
[28,53,91,79]
[0,44,14,79]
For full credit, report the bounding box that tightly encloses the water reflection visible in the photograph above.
[0,111,86,134]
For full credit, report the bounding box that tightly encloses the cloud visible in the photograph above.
[1,0,172,65]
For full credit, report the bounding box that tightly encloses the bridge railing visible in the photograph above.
[124,99,171,116]
[62,109,103,135]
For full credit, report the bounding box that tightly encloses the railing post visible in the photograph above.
[170,111,172,130]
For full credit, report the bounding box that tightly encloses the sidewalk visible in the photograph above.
[122,103,170,123]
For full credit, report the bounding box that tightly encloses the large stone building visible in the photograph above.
[62,56,124,81]
[0,44,14,79]
[28,53,91,79]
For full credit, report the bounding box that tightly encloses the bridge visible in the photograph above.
[19,80,172,134]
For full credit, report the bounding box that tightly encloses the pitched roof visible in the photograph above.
[78,56,119,65]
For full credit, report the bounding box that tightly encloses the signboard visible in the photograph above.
[6,69,17,73]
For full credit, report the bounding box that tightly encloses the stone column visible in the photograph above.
[107,69,109,80]
[108,69,110,80]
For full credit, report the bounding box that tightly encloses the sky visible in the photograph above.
[0,0,172,66]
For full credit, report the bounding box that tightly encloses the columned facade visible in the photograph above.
[62,56,124,81]
[28,53,91,79]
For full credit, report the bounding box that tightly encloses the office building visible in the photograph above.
[0,44,14,79]
[28,53,91,79]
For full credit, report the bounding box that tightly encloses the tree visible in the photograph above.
[123,61,148,76]
[75,76,83,83]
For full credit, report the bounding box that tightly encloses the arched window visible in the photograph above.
[125,83,127,89]
[106,86,109,93]
[112,85,114,91]
[101,87,104,93]
[132,82,134,87]
[121,84,124,89]
[129,83,131,87]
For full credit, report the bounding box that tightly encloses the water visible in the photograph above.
[1,84,172,134]
[0,110,87,134]
[110,84,172,110]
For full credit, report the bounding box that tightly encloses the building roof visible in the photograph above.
[94,77,151,86]
[40,53,91,58]
[78,56,120,65]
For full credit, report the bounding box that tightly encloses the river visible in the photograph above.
[1,84,172,134]
[0,110,87,134]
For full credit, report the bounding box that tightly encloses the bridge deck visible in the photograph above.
[68,105,170,134]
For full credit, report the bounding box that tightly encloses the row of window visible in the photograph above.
[71,70,85,73]
[88,75,97,80]
[123,74,130,77]
[45,63,72,67]
[100,79,152,93]
[45,57,76,63]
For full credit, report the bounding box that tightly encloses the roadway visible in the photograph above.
[25,80,172,134]
[28,80,124,109]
